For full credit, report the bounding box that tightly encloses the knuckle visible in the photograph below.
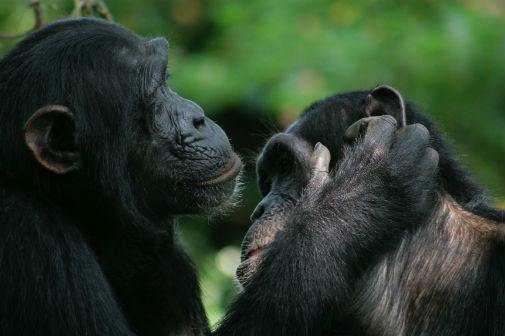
[344,120,364,142]
[378,114,398,127]
[358,118,373,132]
[425,147,439,166]
[410,124,430,141]
[367,115,397,133]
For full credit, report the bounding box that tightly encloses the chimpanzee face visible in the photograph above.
[16,19,241,218]
[128,37,242,215]
[236,133,313,286]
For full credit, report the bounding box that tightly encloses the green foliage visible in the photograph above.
[1,0,504,326]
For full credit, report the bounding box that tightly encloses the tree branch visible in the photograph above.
[0,0,44,39]
[72,0,113,21]
[0,0,113,40]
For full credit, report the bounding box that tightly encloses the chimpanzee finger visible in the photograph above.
[344,116,398,151]
[343,118,369,143]
[421,148,439,176]
[414,147,440,213]
[390,123,430,163]
[308,142,331,189]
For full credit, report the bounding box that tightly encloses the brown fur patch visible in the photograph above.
[441,193,505,243]
[352,192,504,335]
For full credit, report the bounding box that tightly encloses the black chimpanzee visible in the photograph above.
[0,18,242,335]
[217,86,505,335]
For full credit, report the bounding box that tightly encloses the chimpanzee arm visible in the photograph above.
[0,198,134,336]
[215,116,439,335]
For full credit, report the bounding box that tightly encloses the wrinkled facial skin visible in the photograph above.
[237,133,313,285]
[129,38,241,216]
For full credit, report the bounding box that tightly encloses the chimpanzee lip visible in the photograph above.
[237,219,281,285]
[243,245,266,261]
[236,245,267,286]
[195,152,242,186]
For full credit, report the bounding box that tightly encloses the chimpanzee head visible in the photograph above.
[0,18,241,221]
[237,86,422,286]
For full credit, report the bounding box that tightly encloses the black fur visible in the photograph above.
[0,18,240,335]
[218,89,505,335]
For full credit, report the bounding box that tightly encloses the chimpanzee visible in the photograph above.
[0,18,242,335]
[217,86,505,335]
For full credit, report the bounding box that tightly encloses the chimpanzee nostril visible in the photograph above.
[193,117,206,130]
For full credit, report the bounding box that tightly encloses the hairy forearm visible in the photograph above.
[217,162,409,335]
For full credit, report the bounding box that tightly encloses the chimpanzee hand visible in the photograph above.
[302,115,439,232]
[348,115,439,216]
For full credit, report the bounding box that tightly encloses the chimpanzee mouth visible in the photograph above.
[236,216,286,286]
[196,152,242,186]
[243,246,265,261]
[236,235,276,286]
[236,245,268,287]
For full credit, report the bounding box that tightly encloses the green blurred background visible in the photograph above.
[1,0,504,327]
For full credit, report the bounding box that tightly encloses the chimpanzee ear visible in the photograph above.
[23,105,81,174]
[365,85,406,127]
